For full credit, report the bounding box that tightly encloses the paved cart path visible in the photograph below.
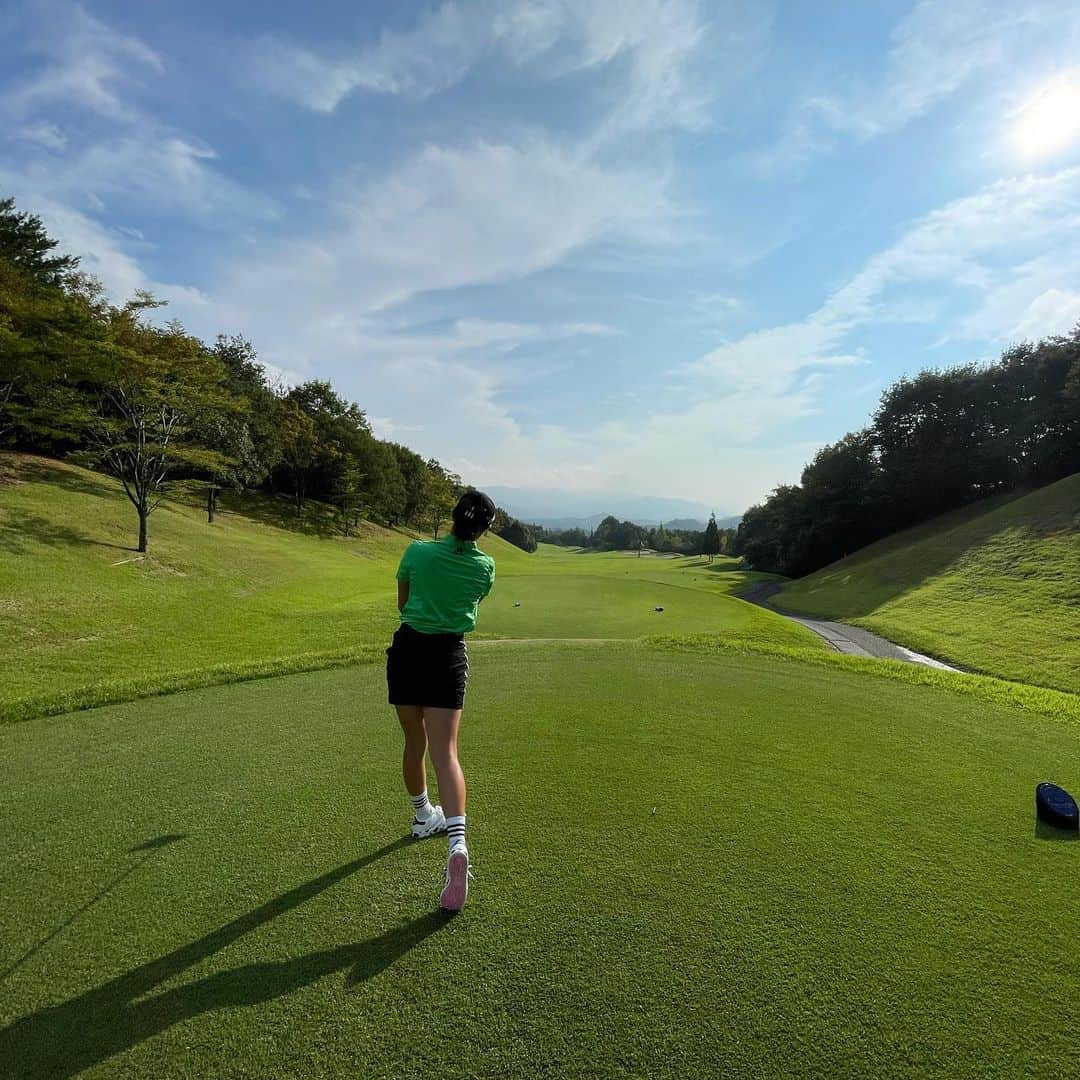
[740,582,964,673]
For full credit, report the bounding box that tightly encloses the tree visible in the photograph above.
[0,245,103,447]
[280,400,318,519]
[332,460,364,537]
[703,513,721,563]
[792,430,886,574]
[76,297,235,553]
[355,435,405,525]
[391,444,429,527]
[424,459,461,539]
[994,330,1080,485]
[193,336,284,523]
[592,515,620,549]
[0,196,80,287]
[0,261,86,443]
[496,516,537,553]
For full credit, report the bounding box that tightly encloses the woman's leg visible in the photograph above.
[428,705,470,908]
[395,705,428,798]
[423,707,465,819]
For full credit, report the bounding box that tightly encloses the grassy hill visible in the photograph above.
[775,474,1080,694]
[0,453,816,722]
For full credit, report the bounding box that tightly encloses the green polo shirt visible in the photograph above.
[396,535,496,635]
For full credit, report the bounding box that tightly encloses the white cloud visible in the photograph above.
[954,254,1080,342]
[441,162,1080,505]
[369,318,617,356]
[1,2,278,249]
[1008,288,1080,341]
[753,0,1080,174]
[4,194,210,316]
[250,0,762,136]
[10,122,68,150]
[3,1,163,122]
[214,137,672,333]
[191,162,1080,509]
[690,167,1080,393]
[3,136,280,225]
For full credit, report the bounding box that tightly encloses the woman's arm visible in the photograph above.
[398,579,410,612]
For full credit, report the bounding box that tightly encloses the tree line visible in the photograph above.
[0,196,537,553]
[734,332,1080,576]
[538,513,737,559]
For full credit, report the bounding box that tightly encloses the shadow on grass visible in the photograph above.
[217,491,345,540]
[0,836,187,984]
[0,836,441,1079]
[1034,818,1079,842]
[744,486,1054,620]
[0,508,133,554]
[2,455,110,497]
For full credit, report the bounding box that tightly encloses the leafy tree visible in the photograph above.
[496,516,537,553]
[592,515,620,549]
[734,485,807,574]
[0,196,79,287]
[703,513,721,563]
[0,261,100,444]
[355,435,405,525]
[994,330,1080,485]
[873,365,1005,525]
[424,460,462,539]
[791,430,886,573]
[391,444,430,527]
[332,460,364,537]
[191,337,284,522]
[75,296,235,552]
[280,400,318,519]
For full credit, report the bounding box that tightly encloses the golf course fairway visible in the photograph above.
[3,644,1079,1078]
[3,455,1079,1076]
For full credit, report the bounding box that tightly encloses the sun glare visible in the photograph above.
[1012,77,1080,158]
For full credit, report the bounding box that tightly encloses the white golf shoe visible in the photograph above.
[439,847,470,912]
[412,804,447,839]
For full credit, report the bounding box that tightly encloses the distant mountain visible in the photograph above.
[526,514,608,531]
[663,515,742,531]
[483,487,731,530]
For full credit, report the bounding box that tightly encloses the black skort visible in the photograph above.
[386,623,469,710]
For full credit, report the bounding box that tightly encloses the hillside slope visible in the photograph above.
[0,454,813,720]
[776,474,1080,693]
[0,453,529,719]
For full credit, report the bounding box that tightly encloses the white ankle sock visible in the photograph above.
[446,814,467,853]
[411,790,434,820]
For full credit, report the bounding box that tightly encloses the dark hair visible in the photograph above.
[451,490,496,542]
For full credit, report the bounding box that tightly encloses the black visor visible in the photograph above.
[454,490,496,528]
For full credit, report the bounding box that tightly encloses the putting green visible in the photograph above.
[3,644,1078,1078]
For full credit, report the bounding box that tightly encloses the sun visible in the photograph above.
[1012,76,1080,158]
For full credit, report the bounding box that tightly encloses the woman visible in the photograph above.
[386,489,497,912]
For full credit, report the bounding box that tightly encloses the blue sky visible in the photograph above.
[3,0,1080,513]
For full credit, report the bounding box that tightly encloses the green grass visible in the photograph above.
[479,574,798,641]
[3,646,1080,1078]
[774,474,1080,694]
[0,453,816,721]
[5,453,1080,1074]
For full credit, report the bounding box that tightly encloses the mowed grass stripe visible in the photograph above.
[2,645,1078,1078]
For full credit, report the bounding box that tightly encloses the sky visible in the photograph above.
[3,0,1080,514]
